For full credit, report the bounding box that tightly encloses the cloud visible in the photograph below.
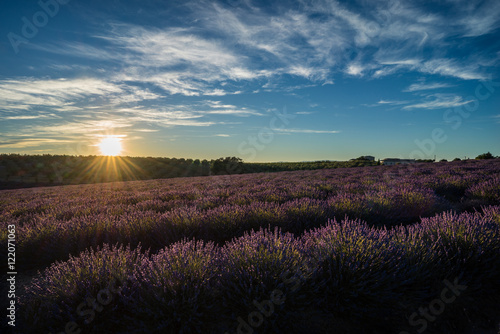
[402,94,474,110]
[458,0,500,37]
[92,24,271,95]
[103,26,239,70]
[345,64,364,76]
[0,77,122,100]
[204,109,263,116]
[205,101,236,109]
[363,99,410,107]
[205,4,345,82]
[377,100,409,105]
[274,128,340,134]
[30,119,133,135]
[0,77,160,113]
[117,107,216,127]
[419,59,487,80]
[1,114,59,120]
[202,101,263,116]
[32,42,118,61]
[404,82,454,92]
[0,138,73,149]
[372,57,488,81]
[372,92,477,110]
[191,100,261,117]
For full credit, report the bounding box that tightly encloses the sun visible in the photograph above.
[98,136,123,156]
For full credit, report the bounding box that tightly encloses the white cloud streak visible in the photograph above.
[0,138,73,149]
[378,100,409,105]
[404,82,454,92]
[0,77,160,113]
[402,94,474,110]
[275,128,340,134]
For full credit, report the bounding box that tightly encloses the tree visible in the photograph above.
[475,152,494,160]
[211,157,243,175]
[452,158,461,161]
[352,156,369,161]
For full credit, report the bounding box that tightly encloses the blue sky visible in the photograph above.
[0,0,499,162]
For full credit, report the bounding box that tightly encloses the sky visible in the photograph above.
[0,0,499,162]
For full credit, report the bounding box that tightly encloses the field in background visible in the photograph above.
[0,154,378,189]
[1,159,499,333]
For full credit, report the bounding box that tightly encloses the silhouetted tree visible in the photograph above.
[475,152,494,159]
[211,157,243,175]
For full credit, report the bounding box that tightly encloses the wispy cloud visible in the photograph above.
[404,82,454,92]
[117,107,216,127]
[458,0,500,37]
[419,59,487,80]
[275,128,340,134]
[402,94,474,110]
[1,114,60,120]
[377,100,409,105]
[363,99,411,108]
[30,119,132,135]
[0,77,159,113]
[203,101,263,116]
[0,138,73,148]
[204,109,263,116]
[204,5,342,82]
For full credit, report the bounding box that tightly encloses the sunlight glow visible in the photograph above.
[98,136,123,156]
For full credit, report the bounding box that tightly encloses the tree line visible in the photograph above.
[0,154,378,189]
[0,152,495,189]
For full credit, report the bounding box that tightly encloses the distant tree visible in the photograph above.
[351,156,369,161]
[211,157,243,175]
[452,158,461,161]
[475,152,494,160]
[440,159,448,162]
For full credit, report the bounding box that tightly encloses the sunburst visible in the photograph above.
[98,136,123,156]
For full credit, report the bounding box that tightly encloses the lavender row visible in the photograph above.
[18,206,500,333]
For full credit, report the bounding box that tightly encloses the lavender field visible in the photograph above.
[2,160,500,333]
